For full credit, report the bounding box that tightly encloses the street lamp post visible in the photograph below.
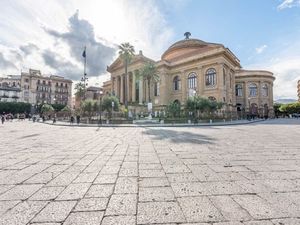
[99,90,103,125]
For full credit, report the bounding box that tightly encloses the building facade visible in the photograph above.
[0,69,72,107]
[0,75,22,102]
[106,35,275,118]
[74,86,103,109]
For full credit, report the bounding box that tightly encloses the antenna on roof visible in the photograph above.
[184,32,191,39]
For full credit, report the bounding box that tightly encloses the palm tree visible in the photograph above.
[140,62,159,103]
[74,82,85,99]
[118,42,135,108]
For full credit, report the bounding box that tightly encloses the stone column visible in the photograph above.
[258,81,262,116]
[120,75,124,104]
[126,73,130,103]
[139,79,143,104]
[132,73,136,103]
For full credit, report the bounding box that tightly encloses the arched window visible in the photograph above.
[173,76,181,91]
[188,72,197,89]
[235,84,243,96]
[262,84,268,97]
[205,68,216,86]
[249,83,257,97]
[154,82,159,96]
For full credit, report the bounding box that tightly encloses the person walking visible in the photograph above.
[70,116,74,125]
[1,114,5,124]
[76,115,80,125]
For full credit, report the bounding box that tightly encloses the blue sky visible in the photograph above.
[0,0,299,99]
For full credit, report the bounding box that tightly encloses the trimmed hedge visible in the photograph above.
[0,102,31,114]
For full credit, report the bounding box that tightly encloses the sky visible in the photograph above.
[0,0,299,100]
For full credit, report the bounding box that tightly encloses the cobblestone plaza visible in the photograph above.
[0,119,300,225]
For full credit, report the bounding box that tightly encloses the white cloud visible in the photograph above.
[0,0,174,88]
[255,45,268,54]
[246,51,300,100]
[277,0,300,10]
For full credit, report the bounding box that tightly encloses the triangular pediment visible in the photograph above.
[107,54,155,72]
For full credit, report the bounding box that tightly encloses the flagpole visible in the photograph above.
[83,46,87,100]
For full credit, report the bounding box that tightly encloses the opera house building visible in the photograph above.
[105,34,275,118]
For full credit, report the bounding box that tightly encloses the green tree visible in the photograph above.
[81,100,96,119]
[52,103,65,112]
[74,82,85,98]
[61,105,71,112]
[41,104,54,114]
[166,101,181,118]
[139,62,159,103]
[118,42,135,108]
[101,96,120,118]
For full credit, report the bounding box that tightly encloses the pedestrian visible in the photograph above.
[70,116,74,125]
[76,115,80,125]
[1,115,4,124]
[53,115,56,123]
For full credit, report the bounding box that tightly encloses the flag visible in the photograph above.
[82,48,86,58]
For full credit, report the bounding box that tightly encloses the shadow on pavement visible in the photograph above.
[142,128,215,144]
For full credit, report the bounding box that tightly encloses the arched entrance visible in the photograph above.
[263,104,269,118]
[250,103,258,118]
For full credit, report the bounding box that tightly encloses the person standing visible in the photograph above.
[76,115,80,125]
[1,114,5,124]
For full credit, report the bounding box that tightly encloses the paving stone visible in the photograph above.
[0,184,43,200]
[137,201,185,224]
[85,184,114,198]
[0,185,14,195]
[139,177,169,187]
[2,119,300,224]
[30,186,65,200]
[167,173,198,183]
[24,172,56,184]
[170,182,207,197]
[271,218,300,225]
[0,200,20,215]
[244,220,274,225]
[94,174,118,184]
[74,197,108,211]
[119,168,138,177]
[209,195,252,221]
[178,196,224,223]
[114,177,138,194]
[46,172,81,186]
[204,181,246,195]
[139,187,175,202]
[0,201,48,225]
[56,183,91,200]
[163,164,191,173]
[232,194,281,220]
[72,172,98,183]
[32,201,77,223]
[101,215,136,225]
[139,169,166,178]
[105,194,137,216]
[63,211,104,225]
[213,222,244,225]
